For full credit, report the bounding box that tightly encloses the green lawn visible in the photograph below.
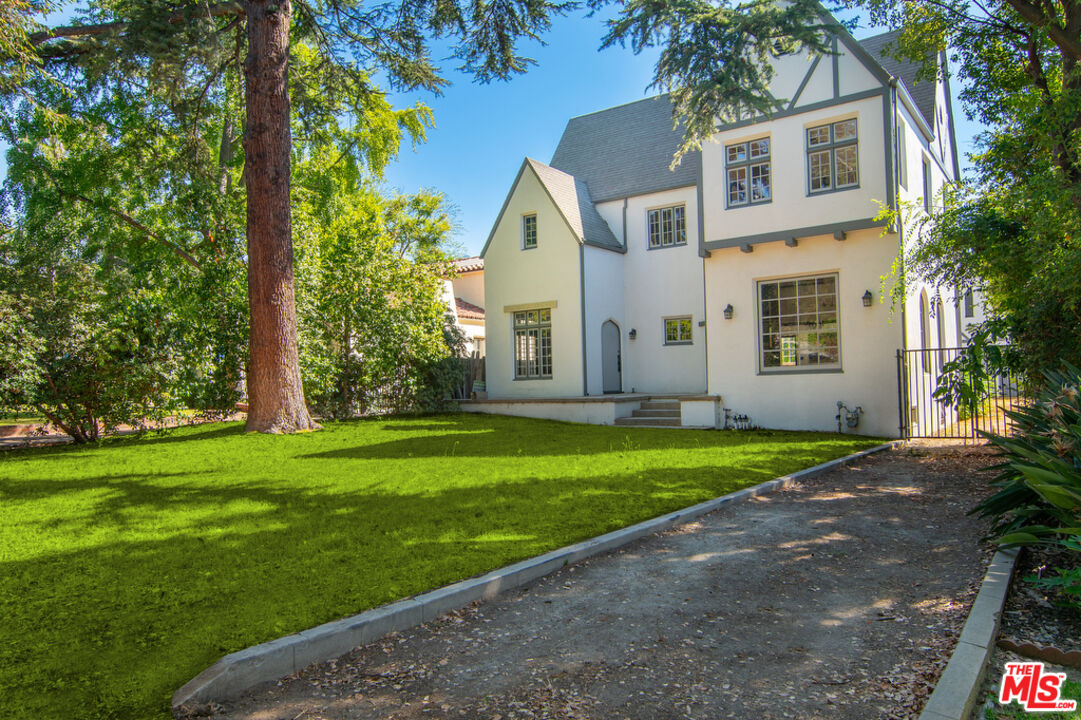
[0,413,881,720]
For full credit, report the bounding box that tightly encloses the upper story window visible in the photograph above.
[647,205,686,249]
[807,119,858,194]
[759,274,839,372]
[522,214,537,249]
[964,289,974,318]
[726,137,771,207]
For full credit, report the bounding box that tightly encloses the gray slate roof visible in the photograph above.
[550,95,700,204]
[859,30,936,127]
[526,158,622,251]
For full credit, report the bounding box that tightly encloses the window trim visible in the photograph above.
[662,315,694,346]
[522,213,537,250]
[805,118,860,196]
[755,272,843,375]
[512,307,552,380]
[646,204,688,250]
[725,136,772,209]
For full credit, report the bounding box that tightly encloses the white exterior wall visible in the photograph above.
[703,94,888,244]
[703,228,903,437]
[461,399,636,424]
[582,245,626,394]
[483,168,584,398]
[596,187,707,394]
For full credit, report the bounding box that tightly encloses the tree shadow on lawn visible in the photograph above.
[304,414,870,460]
[1,453,854,720]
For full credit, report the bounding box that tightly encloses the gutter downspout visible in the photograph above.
[579,244,589,396]
[890,77,910,438]
[621,198,628,247]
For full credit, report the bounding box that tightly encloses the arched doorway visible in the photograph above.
[601,320,622,394]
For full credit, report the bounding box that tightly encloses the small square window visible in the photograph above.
[664,316,693,345]
[807,126,831,147]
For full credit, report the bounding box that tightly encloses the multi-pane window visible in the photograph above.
[522,214,537,249]
[663,316,693,345]
[807,119,858,193]
[726,138,771,207]
[513,309,552,379]
[759,274,840,370]
[647,205,686,248]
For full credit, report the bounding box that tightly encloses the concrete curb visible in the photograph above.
[173,440,901,713]
[918,546,1021,720]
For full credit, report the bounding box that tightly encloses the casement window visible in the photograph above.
[513,308,551,379]
[758,274,840,371]
[806,119,858,194]
[922,157,932,213]
[726,138,771,207]
[964,289,974,318]
[647,205,687,248]
[522,214,537,249]
[663,316,693,345]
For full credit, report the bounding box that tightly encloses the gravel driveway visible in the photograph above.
[199,444,996,720]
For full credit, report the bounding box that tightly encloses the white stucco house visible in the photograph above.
[443,257,486,357]
[464,20,966,438]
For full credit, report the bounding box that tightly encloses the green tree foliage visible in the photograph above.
[0,27,460,439]
[292,143,464,419]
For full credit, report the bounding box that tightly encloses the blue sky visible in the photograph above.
[3,7,984,257]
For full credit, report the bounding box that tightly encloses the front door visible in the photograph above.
[601,320,622,394]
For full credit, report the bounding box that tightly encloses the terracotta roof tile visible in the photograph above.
[455,297,485,320]
[453,257,484,273]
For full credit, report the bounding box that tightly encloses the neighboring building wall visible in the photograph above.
[452,271,484,309]
[483,168,584,398]
[703,228,903,437]
[596,186,707,395]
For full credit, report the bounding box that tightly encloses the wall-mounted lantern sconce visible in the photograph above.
[862,290,874,307]
[723,304,734,320]
[629,328,637,339]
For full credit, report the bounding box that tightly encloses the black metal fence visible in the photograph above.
[896,346,1026,440]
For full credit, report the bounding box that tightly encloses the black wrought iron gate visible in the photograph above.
[896,347,1025,440]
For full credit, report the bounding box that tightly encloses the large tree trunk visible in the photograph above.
[242,0,319,433]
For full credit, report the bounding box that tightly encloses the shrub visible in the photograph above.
[972,363,1081,613]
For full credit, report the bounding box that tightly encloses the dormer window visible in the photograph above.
[807,119,858,194]
[522,214,537,249]
[726,137,771,208]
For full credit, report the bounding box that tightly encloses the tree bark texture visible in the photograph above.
[242,0,319,433]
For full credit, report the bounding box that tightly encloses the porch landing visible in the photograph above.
[459,394,724,429]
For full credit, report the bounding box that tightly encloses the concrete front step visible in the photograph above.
[639,401,680,411]
[631,408,680,418]
[614,416,682,427]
